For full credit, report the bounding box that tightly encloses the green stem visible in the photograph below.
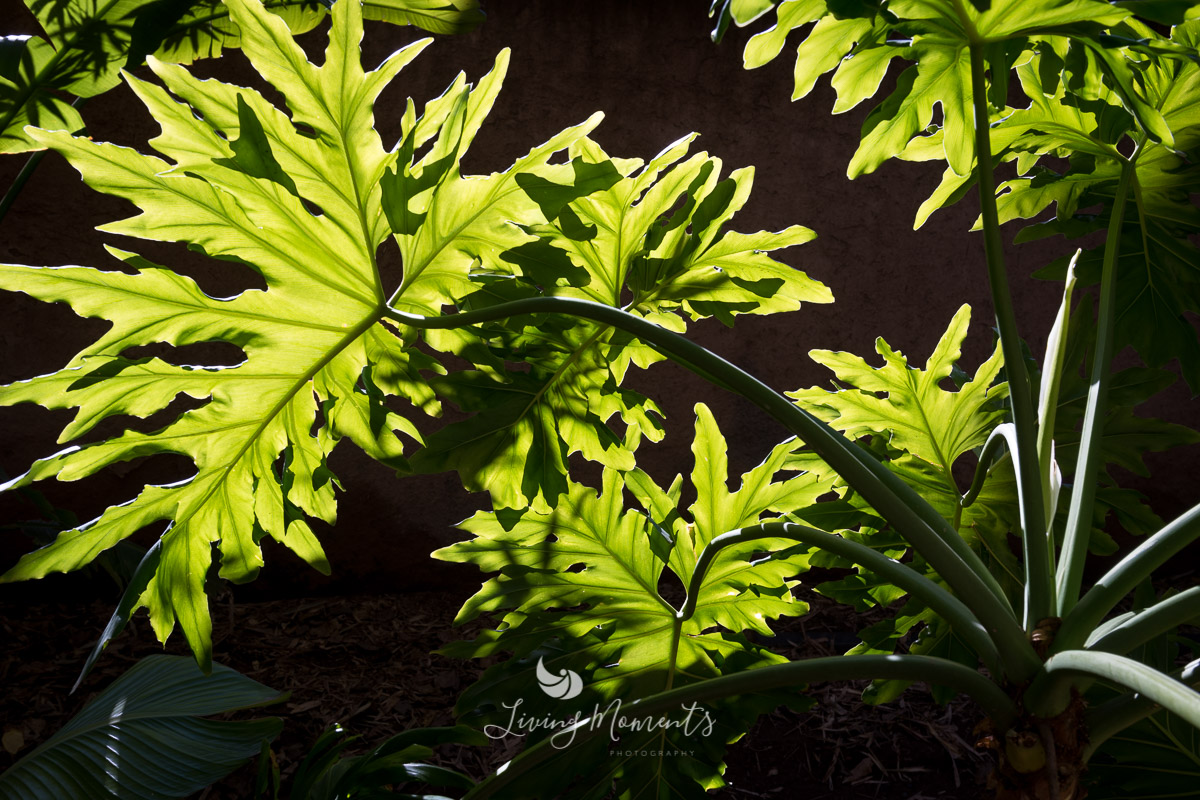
[960,426,1010,511]
[969,43,1049,628]
[1025,650,1200,724]
[663,616,684,692]
[1031,588,1200,710]
[385,298,1041,682]
[969,42,1046,633]
[1054,500,1200,655]
[1056,158,1136,616]
[680,521,1002,676]
[462,654,1017,800]
[1087,586,1200,657]
[1084,658,1200,759]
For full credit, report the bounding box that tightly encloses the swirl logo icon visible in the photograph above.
[535,657,583,700]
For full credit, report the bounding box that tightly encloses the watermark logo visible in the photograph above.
[483,697,714,751]
[481,658,716,752]
[535,656,584,700]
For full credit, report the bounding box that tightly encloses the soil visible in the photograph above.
[0,583,989,799]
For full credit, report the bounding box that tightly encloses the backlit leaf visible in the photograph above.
[0,0,594,667]
[412,136,828,512]
[0,0,484,153]
[734,0,1137,177]
[434,405,832,798]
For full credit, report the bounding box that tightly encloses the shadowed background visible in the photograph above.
[1,0,1194,601]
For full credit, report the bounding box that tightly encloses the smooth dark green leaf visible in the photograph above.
[0,655,284,800]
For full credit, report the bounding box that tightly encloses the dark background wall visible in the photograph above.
[1,0,1195,599]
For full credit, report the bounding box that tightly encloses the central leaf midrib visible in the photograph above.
[160,308,384,548]
[74,136,373,304]
[903,369,958,491]
[573,518,676,617]
[393,173,526,301]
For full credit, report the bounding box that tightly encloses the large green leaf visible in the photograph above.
[0,655,283,800]
[788,306,1024,690]
[434,404,832,798]
[902,20,1200,387]
[789,305,1013,557]
[0,0,483,153]
[411,135,829,512]
[154,0,485,62]
[1017,26,1200,388]
[792,304,1005,468]
[0,0,597,667]
[736,0,1135,178]
[1087,705,1200,799]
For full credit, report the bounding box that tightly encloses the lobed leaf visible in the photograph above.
[790,307,1025,664]
[908,22,1200,387]
[735,0,1134,178]
[0,0,593,667]
[434,404,833,798]
[0,0,484,152]
[412,135,829,512]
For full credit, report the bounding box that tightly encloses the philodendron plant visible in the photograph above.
[0,0,484,233]
[1,0,1199,799]
[0,0,483,155]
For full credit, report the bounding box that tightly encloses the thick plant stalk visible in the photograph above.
[1084,658,1200,758]
[1056,158,1136,615]
[969,43,1050,628]
[462,654,1017,800]
[681,521,1002,675]
[1054,500,1200,654]
[1087,587,1200,656]
[1025,650,1200,723]
[385,299,1043,681]
[960,426,1010,511]
[1036,588,1200,706]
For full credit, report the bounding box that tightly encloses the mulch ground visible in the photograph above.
[1,586,988,798]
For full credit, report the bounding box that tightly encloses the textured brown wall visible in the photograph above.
[1,0,1195,599]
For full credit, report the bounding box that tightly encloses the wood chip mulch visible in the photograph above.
[1,586,987,798]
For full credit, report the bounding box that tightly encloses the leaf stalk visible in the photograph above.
[1054,500,1200,655]
[385,297,1041,681]
[1055,158,1136,615]
[1025,650,1200,724]
[969,43,1050,628]
[462,654,1017,800]
[680,521,1002,675]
